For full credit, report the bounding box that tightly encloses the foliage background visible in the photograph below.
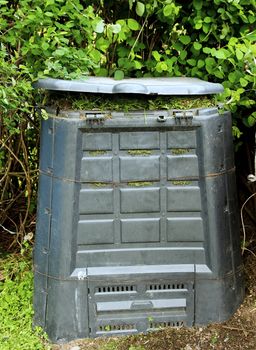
[0,0,255,246]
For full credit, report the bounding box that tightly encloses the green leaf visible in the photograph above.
[44,11,54,17]
[41,42,49,50]
[96,37,110,52]
[187,59,196,66]
[94,19,105,33]
[173,42,183,51]
[203,23,210,33]
[193,0,203,10]
[163,4,174,17]
[214,69,224,79]
[228,72,239,83]
[203,47,211,54]
[127,18,140,31]
[204,17,212,23]
[114,70,125,80]
[214,49,228,60]
[193,42,202,51]
[179,35,191,45]
[236,49,243,60]
[194,19,203,29]
[247,112,256,126]
[152,50,161,61]
[136,1,145,16]
[155,61,168,72]
[129,0,135,9]
[239,77,248,87]
[197,59,205,68]
[179,50,187,60]
[109,23,122,34]
[94,68,108,77]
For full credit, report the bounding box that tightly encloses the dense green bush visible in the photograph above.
[0,0,255,245]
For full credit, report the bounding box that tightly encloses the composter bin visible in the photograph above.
[34,77,244,342]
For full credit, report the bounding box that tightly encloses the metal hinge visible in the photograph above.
[173,110,194,126]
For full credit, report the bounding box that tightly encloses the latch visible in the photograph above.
[173,110,194,126]
[85,113,106,125]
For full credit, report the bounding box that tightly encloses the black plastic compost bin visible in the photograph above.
[34,77,244,342]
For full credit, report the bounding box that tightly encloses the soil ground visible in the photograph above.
[52,254,256,350]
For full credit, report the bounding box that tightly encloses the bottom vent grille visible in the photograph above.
[149,321,184,329]
[98,324,136,332]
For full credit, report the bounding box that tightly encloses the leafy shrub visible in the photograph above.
[0,0,255,244]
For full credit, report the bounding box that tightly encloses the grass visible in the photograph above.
[0,247,50,350]
[47,92,216,112]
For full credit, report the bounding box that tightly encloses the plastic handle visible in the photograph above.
[157,115,167,122]
[130,301,153,310]
[113,83,148,94]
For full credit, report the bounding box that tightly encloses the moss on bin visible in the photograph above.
[88,150,107,156]
[89,182,109,187]
[127,182,153,187]
[128,150,152,156]
[171,148,190,155]
[171,180,192,186]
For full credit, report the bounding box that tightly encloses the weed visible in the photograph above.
[100,341,118,350]
[210,333,219,345]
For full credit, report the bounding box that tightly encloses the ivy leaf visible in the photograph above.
[114,70,125,80]
[136,1,145,16]
[179,35,191,45]
[127,18,140,30]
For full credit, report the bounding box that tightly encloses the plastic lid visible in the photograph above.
[35,77,224,95]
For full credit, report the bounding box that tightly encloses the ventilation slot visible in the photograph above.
[149,321,184,329]
[98,324,135,332]
[148,283,187,291]
[95,285,135,294]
